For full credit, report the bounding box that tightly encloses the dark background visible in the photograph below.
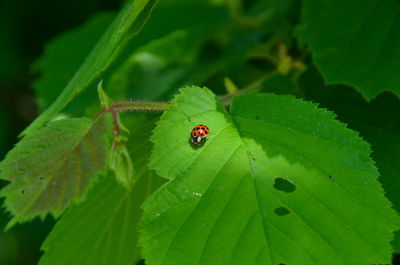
[0,1,120,264]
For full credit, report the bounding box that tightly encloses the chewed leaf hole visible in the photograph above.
[273,178,296,193]
[274,207,290,216]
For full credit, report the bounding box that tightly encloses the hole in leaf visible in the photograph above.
[274,207,290,216]
[329,175,334,181]
[21,190,25,194]
[273,178,296,193]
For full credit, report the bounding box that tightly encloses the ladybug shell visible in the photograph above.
[191,125,209,144]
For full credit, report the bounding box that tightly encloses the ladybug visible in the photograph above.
[190,125,210,145]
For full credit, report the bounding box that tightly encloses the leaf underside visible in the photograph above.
[139,86,399,265]
[296,0,400,100]
[0,116,111,228]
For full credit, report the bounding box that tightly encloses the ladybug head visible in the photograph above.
[191,135,202,145]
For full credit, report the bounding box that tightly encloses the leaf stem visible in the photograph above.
[97,100,170,146]
[219,70,278,106]
[98,100,170,118]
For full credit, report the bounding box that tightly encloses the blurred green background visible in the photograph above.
[0,1,121,264]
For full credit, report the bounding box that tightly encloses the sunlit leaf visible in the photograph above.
[140,86,399,265]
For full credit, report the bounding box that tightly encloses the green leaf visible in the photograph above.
[296,0,400,100]
[39,114,164,265]
[38,177,147,265]
[31,12,115,114]
[97,80,113,109]
[140,86,399,265]
[299,66,400,253]
[394,231,400,253]
[109,144,135,190]
[21,0,158,137]
[0,116,112,228]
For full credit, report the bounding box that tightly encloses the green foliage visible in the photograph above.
[38,114,164,265]
[296,0,400,100]
[39,177,140,265]
[299,66,400,252]
[109,144,135,189]
[107,30,211,100]
[0,116,111,228]
[140,86,399,265]
[2,0,400,264]
[21,0,159,137]
[32,12,116,114]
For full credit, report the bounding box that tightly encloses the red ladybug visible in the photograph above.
[190,125,210,145]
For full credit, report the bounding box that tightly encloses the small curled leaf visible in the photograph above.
[109,144,135,190]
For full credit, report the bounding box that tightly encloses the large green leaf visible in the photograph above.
[296,0,400,100]
[38,114,164,265]
[0,117,111,228]
[21,0,158,137]
[140,86,399,264]
[299,66,400,253]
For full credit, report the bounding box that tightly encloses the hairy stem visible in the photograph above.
[98,100,169,117]
[97,100,170,146]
